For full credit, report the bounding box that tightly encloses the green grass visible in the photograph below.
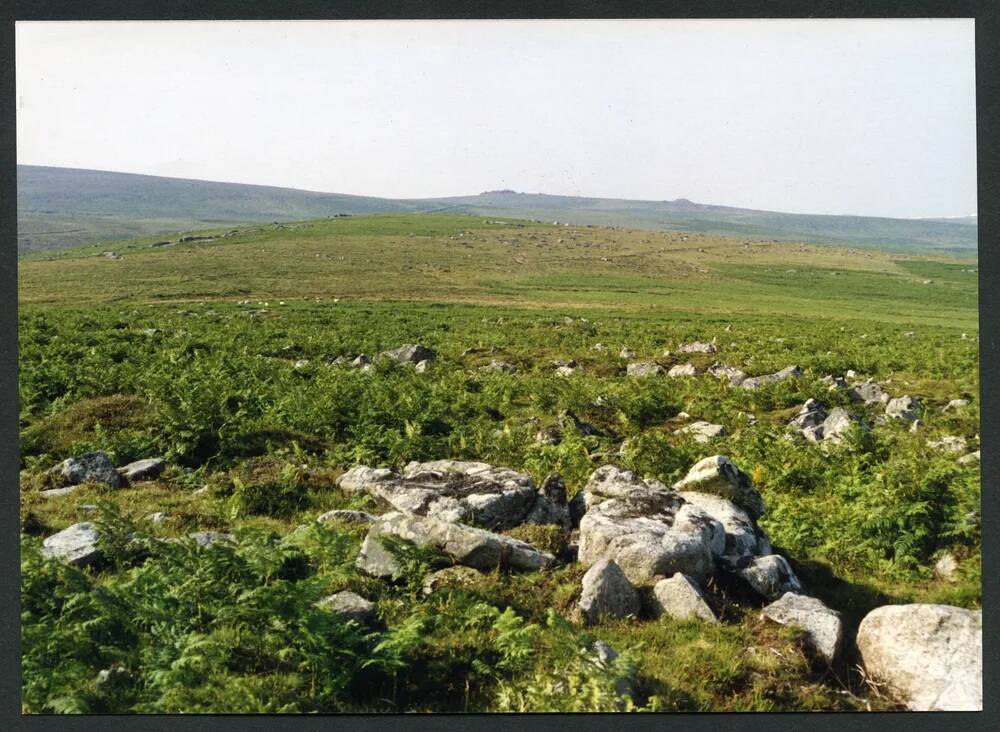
[19,213,980,713]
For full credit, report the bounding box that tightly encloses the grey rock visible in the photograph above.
[95,665,131,689]
[414,359,431,373]
[667,363,698,378]
[739,555,804,599]
[821,407,864,444]
[382,343,437,364]
[678,341,717,354]
[41,522,103,566]
[144,512,170,525]
[849,378,889,405]
[944,398,970,411]
[675,421,726,444]
[673,455,765,520]
[316,509,378,525]
[626,361,665,377]
[957,450,980,466]
[678,491,769,560]
[577,558,641,624]
[933,553,960,581]
[535,425,563,445]
[740,365,802,390]
[421,565,484,596]
[789,399,827,442]
[568,490,588,528]
[47,451,123,489]
[40,485,83,498]
[652,573,717,622]
[928,435,967,454]
[350,354,371,368]
[886,396,921,422]
[578,483,723,586]
[525,474,571,532]
[619,347,636,359]
[708,363,747,386]
[118,457,166,483]
[337,460,538,531]
[188,531,235,548]
[316,591,376,624]
[356,511,555,578]
[857,604,982,711]
[761,592,843,664]
[481,360,516,373]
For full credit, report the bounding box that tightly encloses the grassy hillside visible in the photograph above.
[19,214,980,713]
[17,166,978,256]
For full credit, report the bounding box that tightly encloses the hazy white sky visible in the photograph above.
[16,19,977,218]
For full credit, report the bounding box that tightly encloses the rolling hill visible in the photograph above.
[17,165,978,256]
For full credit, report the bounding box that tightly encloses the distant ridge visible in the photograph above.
[17,165,977,256]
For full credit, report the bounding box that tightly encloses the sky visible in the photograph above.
[16,19,977,219]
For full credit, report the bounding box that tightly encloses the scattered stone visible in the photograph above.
[761,593,843,665]
[619,347,636,359]
[591,343,607,352]
[382,343,437,364]
[673,455,764,520]
[117,457,166,483]
[338,460,539,531]
[577,558,641,624]
[789,399,827,441]
[293,359,310,370]
[944,398,970,411]
[708,363,747,386]
[933,553,960,582]
[928,435,967,454]
[821,407,863,444]
[414,359,431,373]
[885,396,921,422]
[350,354,371,368]
[555,365,579,376]
[481,360,516,373]
[188,531,235,548]
[739,555,804,599]
[652,572,717,622]
[678,341,717,354]
[667,363,698,378]
[41,522,103,566]
[675,421,726,444]
[356,511,555,579]
[46,451,123,489]
[820,374,849,390]
[857,604,982,711]
[421,565,484,596]
[740,365,802,390]
[849,378,890,405]
[40,485,83,498]
[144,512,169,525]
[95,665,131,689]
[535,425,563,445]
[957,450,980,466]
[316,591,376,624]
[626,362,665,377]
[316,509,378,525]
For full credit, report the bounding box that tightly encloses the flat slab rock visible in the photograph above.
[42,522,103,566]
[338,460,566,532]
[740,365,802,390]
[675,421,726,444]
[761,592,843,665]
[118,457,166,482]
[356,511,555,579]
[857,604,982,711]
[578,468,724,586]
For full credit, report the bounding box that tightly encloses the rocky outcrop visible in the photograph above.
[356,511,555,579]
[673,455,765,520]
[337,460,540,531]
[577,558,641,624]
[677,491,770,561]
[578,481,723,586]
[760,593,843,665]
[856,604,982,711]
[651,573,717,622]
[524,474,571,532]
